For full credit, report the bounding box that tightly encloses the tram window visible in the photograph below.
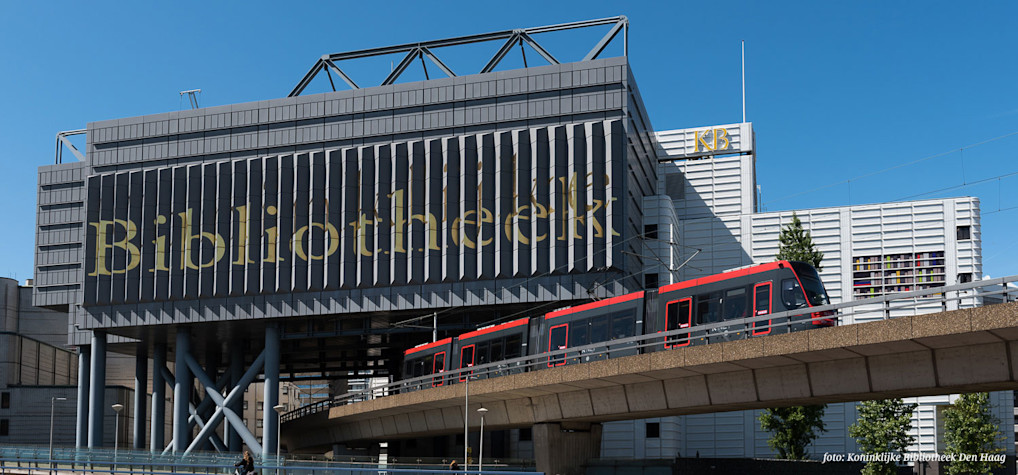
[491,339,504,362]
[781,279,807,309]
[612,312,635,339]
[433,352,445,374]
[570,319,590,347]
[755,283,772,315]
[590,316,610,343]
[412,360,425,378]
[696,292,721,323]
[460,345,475,369]
[505,334,522,359]
[476,342,490,366]
[723,288,747,320]
[548,324,568,367]
[667,299,692,331]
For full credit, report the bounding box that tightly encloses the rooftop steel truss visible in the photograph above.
[288,16,628,97]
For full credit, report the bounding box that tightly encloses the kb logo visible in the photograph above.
[694,128,731,153]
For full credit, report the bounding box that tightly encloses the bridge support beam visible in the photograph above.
[75,345,90,448]
[533,422,601,475]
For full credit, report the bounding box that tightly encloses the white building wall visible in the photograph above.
[601,124,1012,460]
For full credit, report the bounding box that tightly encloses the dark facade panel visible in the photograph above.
[81,120,630,310]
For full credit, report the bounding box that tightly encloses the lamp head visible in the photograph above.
[273,404,287,414]
[476,407,488,414]
[111,403,124,413]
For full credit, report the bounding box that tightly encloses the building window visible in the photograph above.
[0,419,7,436]
[243,401,248,411]
[645,273,659,289]
[282,386,288,395]
[646,422,660,438]
[644,224,658,240]
[957,225,971,241]
[256,419,263,428]
[959,273,973,284]
[519,428,532,442]
[1,392,9,409]
[257,402,263,411]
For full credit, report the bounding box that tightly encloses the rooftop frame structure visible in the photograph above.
[288,16,628,96]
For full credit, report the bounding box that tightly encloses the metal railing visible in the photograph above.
[0,445,537,475]
[282,276,1018,423]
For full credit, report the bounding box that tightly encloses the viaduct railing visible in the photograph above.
[283,276,1018,423]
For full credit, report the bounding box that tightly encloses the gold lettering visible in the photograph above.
[263,205,282,263]
[151,215,170,272]
[410,212,440,251]
[293,222,340,260]
[232,205,254,265]
[714,128,729,150]
[478,207,494,247]
[348,213,377,257]
[504,205,531,245]
[696,129,713,152]
[452,210,478,249]
[390,189,407,253]
[177,209,226,269]
[88,219,141,276]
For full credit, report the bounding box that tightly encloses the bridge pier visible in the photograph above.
[533,422,602,475]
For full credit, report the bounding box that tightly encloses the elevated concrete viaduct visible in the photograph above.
[283,301,1018,473]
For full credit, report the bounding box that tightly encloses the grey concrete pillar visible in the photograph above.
[87,331,107,448]
[533,422,602,475]
[75,346,91,448]
[198,346,221,451]
[262,324,280,458]
[228,341,244,452]
[172,330,192,453]
[133,342,148,449]
[151,342,166,452]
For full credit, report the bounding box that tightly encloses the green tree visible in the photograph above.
[774,212,824,271]
[943,392,1005,475]
[760,213,828,460]
[758,405,827,459]
[849,398,917,475]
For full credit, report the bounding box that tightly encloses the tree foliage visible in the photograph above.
[775,212,824,271]
[849,398,917,475]
[760,214,827,460]
[943,392,1005,475]
[758,405,827,460]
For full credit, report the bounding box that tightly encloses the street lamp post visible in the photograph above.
[476,407,488,472]
[49,396,67,473]
[111,403,124,473]
[463,370,471,468]
[273,404,286,475]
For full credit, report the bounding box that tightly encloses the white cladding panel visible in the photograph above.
[607,124,1007,462]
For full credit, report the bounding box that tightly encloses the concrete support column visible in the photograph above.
[533,422,602,475]
[133,342,148,449]
[262,324,280,458]
[75,346,91,448]
[87,331,107,448]
[172,330,192,453]
[198,347,221,451]
[228,341,244,452]
[151,342,166,452]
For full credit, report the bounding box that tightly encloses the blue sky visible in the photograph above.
[1,1,1017,282]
